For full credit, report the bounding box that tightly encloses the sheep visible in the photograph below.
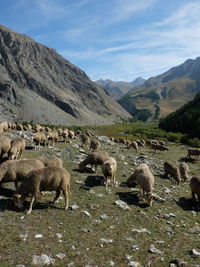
[158,140,166,146]
[164,162,181,184]
[0,159,44,189]
[35,124,44,132]
[61,129,69,143]
[89,139,101,152]
[189,176,200,203]
[8,138,26,160]
[0,135,11,160]
[68,130,75,139]
[127,163,155,206]
[46,131,59,147]
[136,140,145,148]
[0,122,9,133]
[79,151,109,173]
[33,132,47,150]
[13,166,71,214]
[127,141,138,151]
[101,157,117,187]
[151,144,169,152]
[16,124,23,131]
[187,149,200,159]
[80,134,90,148]
[37,156,63,168]
[179,162,189,182]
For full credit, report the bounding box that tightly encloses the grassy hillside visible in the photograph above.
[0,125,200,266]
[159,92,200,139]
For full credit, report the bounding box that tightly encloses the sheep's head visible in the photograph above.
[13,194,25,209]
[146,192,154,207]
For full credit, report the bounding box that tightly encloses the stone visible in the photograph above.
[149,244,163,254]
[32,254,55,265]
[115,200,130,210]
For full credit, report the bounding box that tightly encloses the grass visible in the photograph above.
[0,125,200,266]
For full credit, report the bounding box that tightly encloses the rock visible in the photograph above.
[131,245,139,251]
[81,211,92,217]
[191,249,200,256]
[100,214,108,220]
[128,261,141,267]
[75,180,84,185]
[107,260,115,266]
[149,244,163,254]
[132,228,151,235]
[15,265,25,267]
[70,204,79,211]
[96,193,104,198]
[56,253,66,260]
[190,226,200,234]
[100,238,113,243]
[19,234,28,241]
[35,234,43,239]
[55,233,62,239]
[32,254,55,265]
[67,262,74,267]
[115,200,130,210]
[169,259,187,266]
[97,136,115,145]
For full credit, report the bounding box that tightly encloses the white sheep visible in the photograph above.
[0,135,11,160]
[13,166,71,214]
[179,162,189,182]
[127,163,155,206]
[101,157,117,187]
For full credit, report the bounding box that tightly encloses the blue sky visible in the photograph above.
[1,0,200,81]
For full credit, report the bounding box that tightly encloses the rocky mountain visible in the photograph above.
[0,25,131,125]
[119,57,200,121]
[95,77,145,100]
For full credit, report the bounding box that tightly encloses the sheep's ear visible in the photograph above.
[13,194,21,199]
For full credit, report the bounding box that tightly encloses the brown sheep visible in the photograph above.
[0,159,44,189]
[68,130,75,139]
[127,163,155,206]
[16,124,23,131]
[35,124,44,132]
[33,132,47,150]
[79,151,109,173]
[90,139,101,152]
[46,131,59,147]
[0,122,9,133]
[80,134,90,148]
[164,162,181,184]
[61,129,69,143]
[127,141,138,151]
[13,166,71,214]
[37,156,63,168]
[0,135,11,159]
[179,162,189,182]
[101,157,117,187]
[151,144,169,152]
[190,176,200,203]
[187,149,200,159]
[8,138,26,160]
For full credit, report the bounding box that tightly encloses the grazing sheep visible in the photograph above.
[127,163,155,206]
[90,139,101,152]
[0,159,44,189]
[61,129,69,143]
[158,140,166,146]
[8,138,26,160]
[0,122,9,133]
[151,144,169,152]
[37,156,63,168]
[46,131,59,147]
[79,151,109,173]
[190,176,200,203]
[68,130,75,139]
[136,140,145,148]
[102,157,117,187]
[13,166,71,214]
[35,124,44,132]
[179,162,189,182]
[127,141,138,151]
[0,135,11,159]
[33,132,47,150]
[164,162,181,184]
[80,134,90,148]
[16,124,23,131]
[187,149,200,159]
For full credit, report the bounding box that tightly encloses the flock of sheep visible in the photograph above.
[0,121,200,215]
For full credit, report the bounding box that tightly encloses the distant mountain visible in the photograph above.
[119,57,200,121]
[0,25,131,125]
[95,77,145,100]
[159,92,200,138]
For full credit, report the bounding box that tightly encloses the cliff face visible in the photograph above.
[0,25,131,125]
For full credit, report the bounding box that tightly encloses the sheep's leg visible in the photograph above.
[191,191,196,202]
[14,181,18,189]
[27,196,36,214]
[62,190,69,210]
[51,190,61,205]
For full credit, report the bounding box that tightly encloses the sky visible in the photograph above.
[1,0,200,82]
